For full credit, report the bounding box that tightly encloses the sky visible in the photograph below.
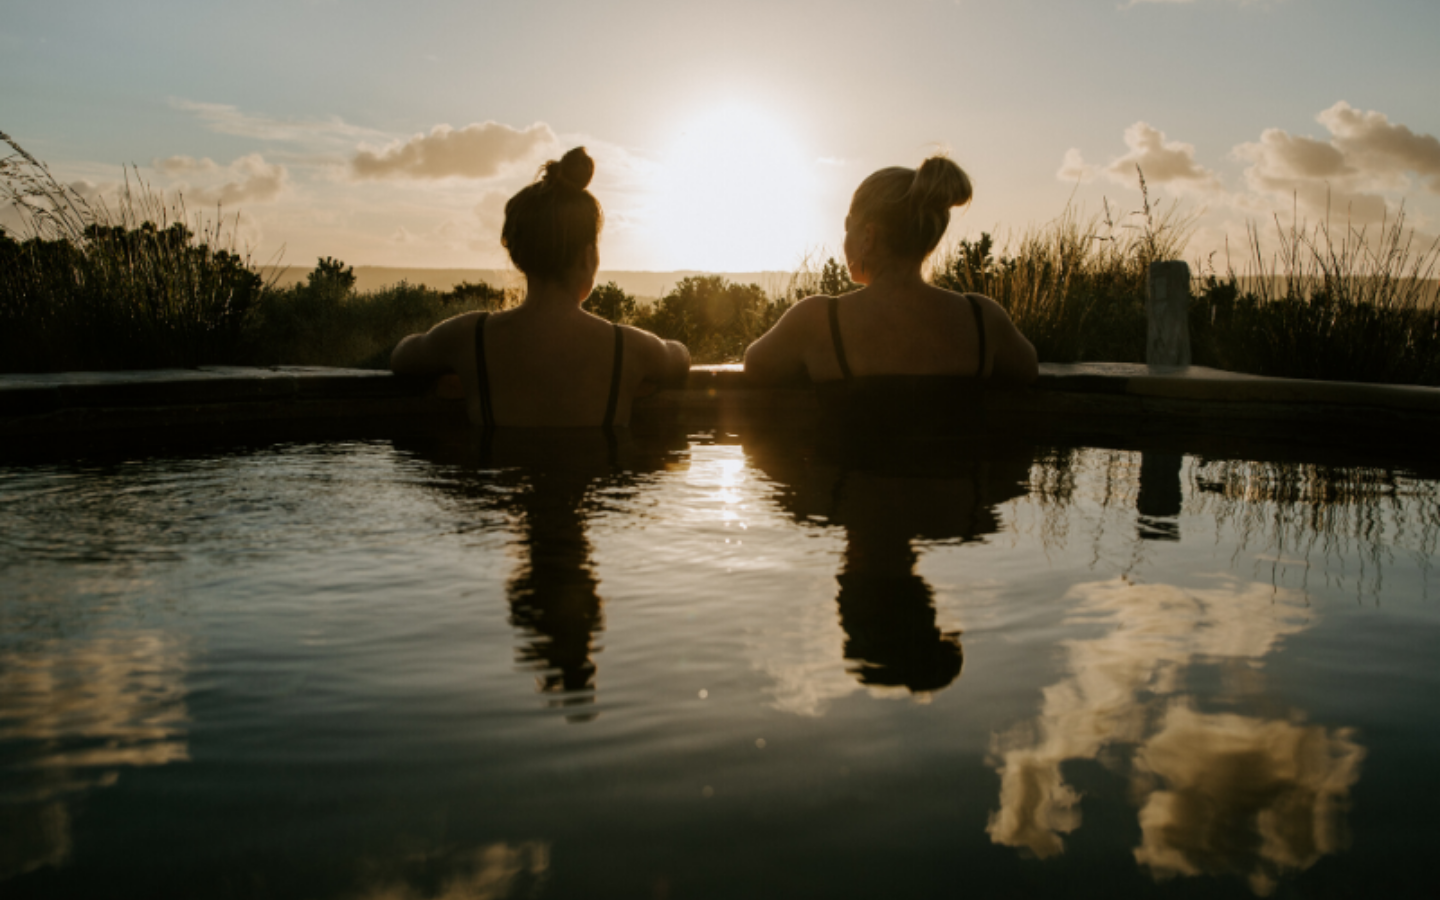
[4,0,1439,275]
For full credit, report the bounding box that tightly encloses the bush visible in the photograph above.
[242,260,512,369]
[634,275,789,363]
[1,131,266,372]
[587,281,637,324]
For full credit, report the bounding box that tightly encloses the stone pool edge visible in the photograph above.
[3,363,1438,443]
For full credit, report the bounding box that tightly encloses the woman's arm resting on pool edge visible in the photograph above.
[743,297,818,386]
[634,329,691,393]
[390,312,472,376]
[985,302,1040,387]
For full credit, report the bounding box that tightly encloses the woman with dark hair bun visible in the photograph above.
[392,147,690,428]
[744,155,1037,420]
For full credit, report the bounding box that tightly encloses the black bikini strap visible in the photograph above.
[473,312,495,428]
[967,295,988,380]
[828,296,853,381]
[602,323,624,428]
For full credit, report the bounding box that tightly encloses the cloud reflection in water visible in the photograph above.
[0,630,190,880]
[986,577,1364,895]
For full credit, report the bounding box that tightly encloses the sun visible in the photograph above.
[646,103,822,272]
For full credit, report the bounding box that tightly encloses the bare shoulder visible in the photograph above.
[950,291,1038,385]
[620,322,690,386]
[767,294,831,341]
[390,310,482,375]
[789,293,832,322]
[743,294,829,385]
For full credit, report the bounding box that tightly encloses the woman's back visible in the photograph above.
[810,283,989,382]
[748,282,1035,388]
[476,306,628,428]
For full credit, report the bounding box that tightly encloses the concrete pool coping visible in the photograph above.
[2,362,1438,442]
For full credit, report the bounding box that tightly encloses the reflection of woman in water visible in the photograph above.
[396,426,684,719]
[749,436,1033,694]
[835,503,962,693]
[391,147,690,427]
[743,156,1037,428]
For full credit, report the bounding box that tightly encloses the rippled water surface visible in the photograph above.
[2,425,1438,898]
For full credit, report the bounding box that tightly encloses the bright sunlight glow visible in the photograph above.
[646,104,822,272]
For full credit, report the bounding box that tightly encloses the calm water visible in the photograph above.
[2,424,1438,899]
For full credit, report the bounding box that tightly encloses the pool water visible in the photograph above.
[2,424,1438,898]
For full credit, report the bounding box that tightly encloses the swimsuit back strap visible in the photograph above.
[603,322,624,428]
[967,295,988,380]
[473,312,496,427]
[828,295,853,381]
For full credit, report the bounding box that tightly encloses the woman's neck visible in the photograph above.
[859,262,927,294]
[521,275,589,313]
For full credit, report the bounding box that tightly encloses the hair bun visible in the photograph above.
[909,155,973,210]
[543,146,594,191]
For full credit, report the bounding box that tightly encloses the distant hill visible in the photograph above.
[261,266,798,303]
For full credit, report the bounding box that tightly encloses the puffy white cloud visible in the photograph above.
[349,122,557,181]
[1055,123,1221,195]
[157,154,288,208]
[1056,147,1099,184]
[1063,105,1440,231]
[1106,122,1224,193]
[1317,101,1440,194]
[1230,102,1440,224]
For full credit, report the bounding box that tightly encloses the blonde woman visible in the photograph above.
[744,156,1036,422]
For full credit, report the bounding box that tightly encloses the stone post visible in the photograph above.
[1147,261,1191,367]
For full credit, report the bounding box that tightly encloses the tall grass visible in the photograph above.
[1190,209,1440,385]
[932,170,1194,363]
[1,131,264,371]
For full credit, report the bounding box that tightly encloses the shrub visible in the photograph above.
[634,275,787,363]
[587,281,637,324]
[242,260,512,369]
[1,131,266,371]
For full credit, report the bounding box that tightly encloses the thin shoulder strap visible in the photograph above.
[602,322,624,428]
[967,295,988,380]
[828,295,853,381]
[473,312,496,427]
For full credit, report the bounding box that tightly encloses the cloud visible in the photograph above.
[986,577,1318,861]
[1229,102,1440,224]
[349,122,557,181]
[1064,105,1440,232]
[1133,704,1364,897]
[1057,147,1099,184]
[1056,123,1221,195]
[1317,101,1440,194]
[154,155,219,176]
[1106,122,1224,193]
[158,154,288,207]
[473,189,509,234]
[169,98,383,144]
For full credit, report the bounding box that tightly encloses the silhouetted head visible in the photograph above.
[502,146,604,283]
[847,156,973,267]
